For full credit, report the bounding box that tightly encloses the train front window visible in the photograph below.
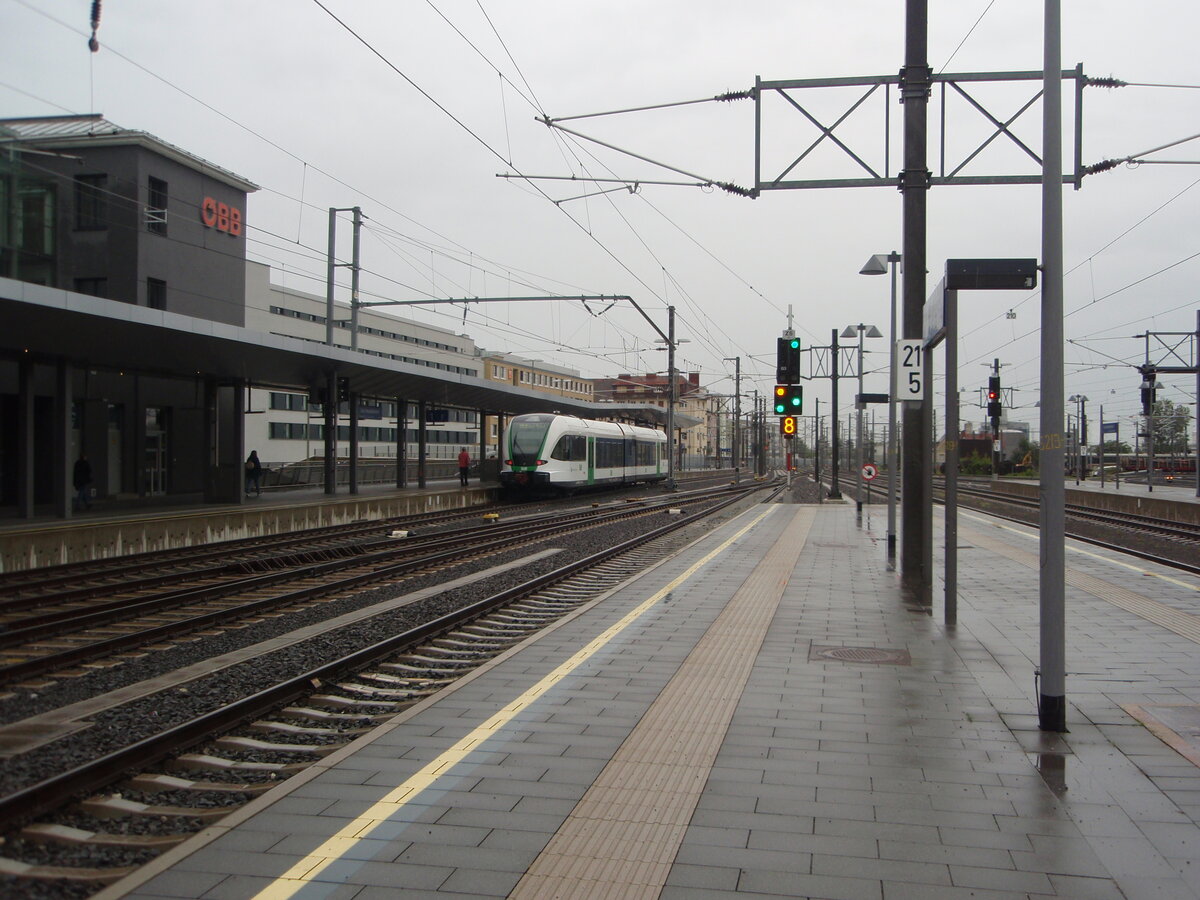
[508,416,552,464]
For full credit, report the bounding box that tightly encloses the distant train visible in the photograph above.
[499,414,667,492]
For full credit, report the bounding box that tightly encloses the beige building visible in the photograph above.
[478,353,593,458]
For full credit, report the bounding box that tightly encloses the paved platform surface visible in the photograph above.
[104,497,1200,899]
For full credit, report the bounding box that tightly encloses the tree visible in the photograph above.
[1150,400,1192,455]
[1097,440,1130,455]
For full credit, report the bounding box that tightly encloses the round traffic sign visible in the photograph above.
[861,463,878,482]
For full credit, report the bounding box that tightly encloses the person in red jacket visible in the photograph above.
[458,447,471,486]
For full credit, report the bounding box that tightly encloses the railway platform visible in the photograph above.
[0,479,497,574]
[102,498,1200,900]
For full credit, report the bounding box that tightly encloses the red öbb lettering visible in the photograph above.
[200,196,244,236]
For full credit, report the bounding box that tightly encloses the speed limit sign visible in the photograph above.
[861,463,878,482]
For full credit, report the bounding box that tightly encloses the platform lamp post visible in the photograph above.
[1068,394,1088,485]
[860,253,901,561]
[841,323,883,525]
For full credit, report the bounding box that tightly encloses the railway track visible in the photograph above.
[826,471,1200,573]
[0,479,774,895]
[0,485,749,690]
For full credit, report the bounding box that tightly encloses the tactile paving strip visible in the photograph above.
[509,507,815,899]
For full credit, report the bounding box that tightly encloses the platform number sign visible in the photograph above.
[897,340,925,401]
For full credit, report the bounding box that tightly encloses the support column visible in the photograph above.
[349,391,359,495]
[53,359,71,518]
[17,358,35,518]
[234,380,246,501]
[829,329,842,498]
[417,400,428,489]
[396,398,407,489]
[324,371,337,495]
[203,377,218,501]
[1038,0,1067,733]
[477,409,487,482]
[901,0,931,593]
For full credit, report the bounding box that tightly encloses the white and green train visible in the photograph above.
[499,414,667,492]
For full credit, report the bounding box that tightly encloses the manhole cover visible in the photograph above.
[810,645,911,665]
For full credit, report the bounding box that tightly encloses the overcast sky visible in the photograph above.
[5,0,1198,439]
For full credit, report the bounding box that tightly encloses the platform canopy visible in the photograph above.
[2,278,679,427]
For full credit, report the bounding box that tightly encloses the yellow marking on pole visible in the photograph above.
[252,507,777,899]
[960,511,1198,593]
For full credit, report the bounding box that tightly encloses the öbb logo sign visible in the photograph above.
[201,197,243,236]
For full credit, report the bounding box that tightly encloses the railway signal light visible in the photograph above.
[776,336,801,383]
[773,385,789,415]
[987,375,1001,420]
[779,415,798,437]
[1141,370,1157,415]
[337,376,351,403]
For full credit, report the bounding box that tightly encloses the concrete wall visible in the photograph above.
[1,486,496,572]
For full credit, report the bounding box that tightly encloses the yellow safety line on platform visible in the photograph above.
[250,506,779,900]
[960,511,1199,594]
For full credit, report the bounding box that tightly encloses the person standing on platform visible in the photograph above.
[245,450,263,497]
[458,446,471,486]
[73,453,93,510]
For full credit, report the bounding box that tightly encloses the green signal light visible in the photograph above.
[789,339,800,349]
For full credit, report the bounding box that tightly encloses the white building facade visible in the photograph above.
[243,262,482,465]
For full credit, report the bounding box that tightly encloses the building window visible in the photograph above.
[146,177,168,234]
[74,174,107,230]
[147,278,167,310]
[74,277,107,298]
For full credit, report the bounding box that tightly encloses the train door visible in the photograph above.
[586,436,595,485]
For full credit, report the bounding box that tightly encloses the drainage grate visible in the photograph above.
[809,645,911,665]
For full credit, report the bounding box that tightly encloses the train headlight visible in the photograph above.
[536,459,547,466]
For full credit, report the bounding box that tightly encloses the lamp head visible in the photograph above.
[859,254,889,276]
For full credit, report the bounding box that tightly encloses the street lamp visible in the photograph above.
[860,252,901,562]
[841,322,884,525]
[1068,394,1088,485]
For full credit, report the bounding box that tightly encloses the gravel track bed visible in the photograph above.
[0,490,762,801]
[955,495,1199,569]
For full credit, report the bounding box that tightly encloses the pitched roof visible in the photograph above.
[0,114,258,192]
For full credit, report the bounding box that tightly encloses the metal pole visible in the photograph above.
[1195,310,1199,498]
[886,253,900,564]
[350,207,362,350]
[945,288,958,625]
[667,306,677,489]
[814,398,821,487]
[1039,0,1067,733]
[325,208,336,346]
[732,358,741,475]
[1099,406,1105,488]
[829,328,842,498]
[323,370,337,494]
[901,0,931,592]
[856,325,865,524]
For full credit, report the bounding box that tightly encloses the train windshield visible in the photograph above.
[507,415,553,465]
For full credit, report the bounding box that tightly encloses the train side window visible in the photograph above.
[551,435,586,461]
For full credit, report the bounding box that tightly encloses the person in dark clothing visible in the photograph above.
[458,447,471,486]
[73,454,93,510]
[245,450,263,496]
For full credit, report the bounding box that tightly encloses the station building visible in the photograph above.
[1,115,676,518]
[1,115,256,508]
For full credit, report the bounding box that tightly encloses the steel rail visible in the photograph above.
[0,484,765,828]
[0,487,757,682]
